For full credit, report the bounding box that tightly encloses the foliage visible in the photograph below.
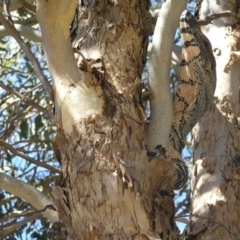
[0,7,56,238]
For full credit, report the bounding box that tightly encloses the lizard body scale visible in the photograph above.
[141,10,216,196]
[170,10,216,189]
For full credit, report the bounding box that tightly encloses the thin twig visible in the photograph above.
[198,11,240,26]
[0,207,36,225]
[3,0,11,20]
[0,212,42,238]
[0,82,54,119]
[73,48,92,73]
[5,204,56,220]
[22,204,56,217]
[0,140,61,174]
[17,0,36,13]
[0,13,52,97]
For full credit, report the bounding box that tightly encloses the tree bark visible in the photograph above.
[53,1,162,238]
[35,0,188,238]
[187,0,240,239]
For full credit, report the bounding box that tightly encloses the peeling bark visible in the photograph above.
[51,1,160,238]
[189,95,240,239]
[186,0,240,239]
[36,0,188,238]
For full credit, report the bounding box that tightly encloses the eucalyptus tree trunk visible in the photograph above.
[187,0,240,239]
[36,0,187,239]
[51,1,152,238]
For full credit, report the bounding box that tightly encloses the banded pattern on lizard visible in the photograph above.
[169,10,216,189]
[142,11,216,195]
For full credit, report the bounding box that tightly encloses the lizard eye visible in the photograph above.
[203,39,209,48]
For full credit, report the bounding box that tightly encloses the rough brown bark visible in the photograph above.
[49,1,179,239]
[189,96,240,239]
[186,0,240,239]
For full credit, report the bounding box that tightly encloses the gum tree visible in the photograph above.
[2,0,240,239]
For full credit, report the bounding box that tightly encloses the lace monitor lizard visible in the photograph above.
[142,10,216,197]
[169,10,216,189]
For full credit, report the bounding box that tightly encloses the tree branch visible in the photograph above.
[0,206,35,223]
[0,13,52,97]
[0,82,54,119]
[0,140,61,174]
[0,0,34,13]
[35,0,81,86]
[0,23,41,41]
[0,212,42,238]
[175,217,189,224]
[147,0,188,151]
[17,0,36,13]
[0,172,58,223]
[148,42,182,76]
[35,0,104,135]
[198,10,240,26]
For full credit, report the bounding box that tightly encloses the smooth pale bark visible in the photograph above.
[187,0,240,239]
[36,0,104,135]
[140,1,189,210]
[0,173,58,223]
[147,0,187,151]
[148,41,182,76]
[0,0,34,13]
[0,24,42,42]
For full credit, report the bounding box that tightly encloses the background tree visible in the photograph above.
[1,0,239,239]
[187,0,240,239]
